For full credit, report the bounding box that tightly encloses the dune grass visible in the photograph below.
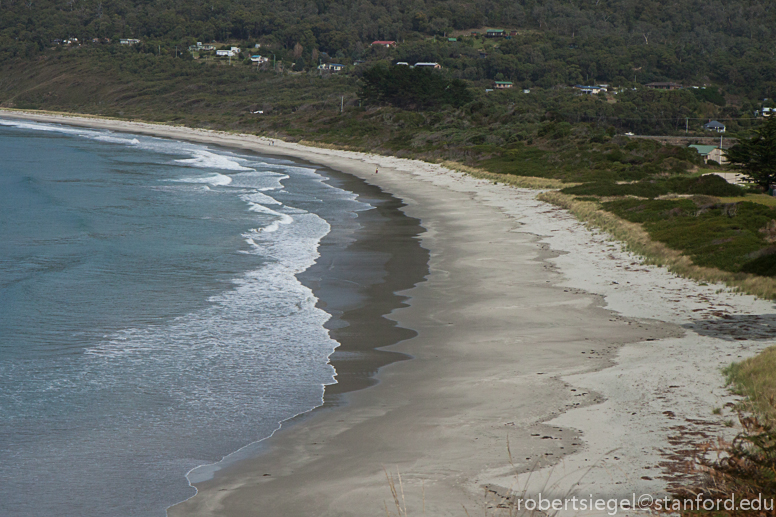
[726,348,776,423]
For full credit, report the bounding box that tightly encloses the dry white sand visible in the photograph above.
[3,110,775,516]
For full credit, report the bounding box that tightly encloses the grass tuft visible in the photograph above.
[442,161,569,190]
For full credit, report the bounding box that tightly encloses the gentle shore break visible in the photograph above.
[3,110,775,516]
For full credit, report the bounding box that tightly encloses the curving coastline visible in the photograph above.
[3,109,776,516]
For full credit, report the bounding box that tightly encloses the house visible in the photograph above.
[414,62,441,69]
[762,107,774,118]
[689,144,729,164]
[250,55,269,63]
[470,31,480,36]
[574,84,607,95]
[447,37,458,42]
[216,50,235,57]
[510,30,518,36]
[704,120,726,133]
[371,40,396,47]
[645,82,682,90]
[486,29,505,38]
[318,63,344,72]
[495,81,513,89]
[395,62,409,66]
[689,144,716,162]
[190,42,216,52]
[119,39,140,45]
[230,47,241,54]
[708,147,728,165]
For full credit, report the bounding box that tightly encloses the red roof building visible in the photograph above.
[371,40,396,47]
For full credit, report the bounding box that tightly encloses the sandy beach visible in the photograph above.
[3,110,775,516]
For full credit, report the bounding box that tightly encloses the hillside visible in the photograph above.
[1,0,775,97]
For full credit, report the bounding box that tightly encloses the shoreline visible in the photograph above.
[300,167,428,407]
[4,110,776,515]
[181,162,429,491]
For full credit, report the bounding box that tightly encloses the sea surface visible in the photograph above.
[0,119,370,516]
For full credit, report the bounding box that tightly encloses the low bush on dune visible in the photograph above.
[561,174,748,199]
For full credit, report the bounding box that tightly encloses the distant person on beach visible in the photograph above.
[375,168,378,174]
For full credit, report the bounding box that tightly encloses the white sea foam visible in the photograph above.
[175,173,233,186]
[93,135,140,145]
[175,150,253,171]
[230,170,288,190]
[240,190,282,206]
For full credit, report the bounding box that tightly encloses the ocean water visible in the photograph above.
[0,119,369,516]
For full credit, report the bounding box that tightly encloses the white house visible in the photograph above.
[230,47,241,54]
[216,50,235,57]
[414,62,441,69]
[318,63,344,72]
[119,39,140,45]
[250,55,269,63]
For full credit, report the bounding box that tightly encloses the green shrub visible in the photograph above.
[668,174,748,197]
[740,252,776,277]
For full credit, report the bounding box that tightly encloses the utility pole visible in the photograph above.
[273,54,276,72]
[340,96,344,113]
[686,117,688,134]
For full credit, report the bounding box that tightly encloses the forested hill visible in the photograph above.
[4,0,775,49]
[1,0,775,97]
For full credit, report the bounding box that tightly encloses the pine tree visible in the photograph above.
[726,118,776,191]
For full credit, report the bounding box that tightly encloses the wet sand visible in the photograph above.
[297,167,428,405]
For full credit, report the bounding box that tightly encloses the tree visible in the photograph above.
[726,118,776,191]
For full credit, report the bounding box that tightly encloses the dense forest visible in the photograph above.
[1,0,776,98]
